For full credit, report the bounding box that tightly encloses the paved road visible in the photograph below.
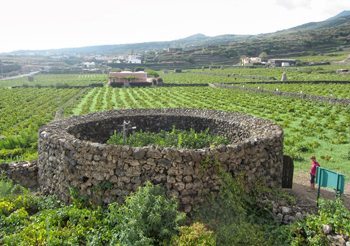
[0,71,40,81]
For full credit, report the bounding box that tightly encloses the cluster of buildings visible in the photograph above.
[108,71,163,87]
[241,57,297,67]
[109,55,142,64]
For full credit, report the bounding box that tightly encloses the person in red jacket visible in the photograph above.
[310,156,320,190]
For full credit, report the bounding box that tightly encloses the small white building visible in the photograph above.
[126,55,142,64]
[268,59,297,67]
[241,57,262,66]
[82,62,95,68]
[110,55,142,64]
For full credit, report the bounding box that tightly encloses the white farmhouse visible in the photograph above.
[126,55,142,64]
[82,62,96,68]
[241,57,262,66]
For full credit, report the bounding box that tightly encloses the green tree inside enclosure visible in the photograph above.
[107,127,229,148]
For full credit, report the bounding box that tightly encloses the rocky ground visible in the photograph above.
[275,171,350,246]
[272,171,350,225]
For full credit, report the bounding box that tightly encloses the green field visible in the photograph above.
[244,82,350,98]
[162,65,350,84]
[0,74,107,87]
[0,87,86,161]
[0,69,350,178]
[1,67,350,245]
[71,86,350,177]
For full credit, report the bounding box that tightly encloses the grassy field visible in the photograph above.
[0,74,107,87]
[0,67,349,178]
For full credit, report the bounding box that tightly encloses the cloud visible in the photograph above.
[274,0,312,9]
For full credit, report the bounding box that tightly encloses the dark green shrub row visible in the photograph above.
[107,127,230,149]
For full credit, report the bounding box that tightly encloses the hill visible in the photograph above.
[3,11,350,66]
[6,33,251,57]
[286,10,350,32]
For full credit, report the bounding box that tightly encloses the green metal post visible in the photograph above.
[317,168,322,207]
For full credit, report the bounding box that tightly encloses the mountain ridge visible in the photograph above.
[3,10,350,58]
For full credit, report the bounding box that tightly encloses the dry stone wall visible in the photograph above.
[210,83,350,105]
[0,161,38,189]
[38,109,284,212]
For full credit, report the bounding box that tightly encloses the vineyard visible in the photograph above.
[0,88,86,161]
[0,74,107,88]
[0,69,350,177]
[70,86,350,177]
[0,67,350,245]
[244,82,350,99]
[162,65,350,84]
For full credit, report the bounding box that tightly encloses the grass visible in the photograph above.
[1,64,349,179]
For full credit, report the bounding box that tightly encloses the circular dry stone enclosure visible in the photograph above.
[38,109,284,212]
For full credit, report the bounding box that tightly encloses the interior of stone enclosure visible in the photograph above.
[68,115,251,145]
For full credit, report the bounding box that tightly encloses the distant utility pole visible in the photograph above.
[120,120,137,145]
[0,60,3,78]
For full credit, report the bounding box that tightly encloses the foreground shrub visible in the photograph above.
[0,179,185,245]
[290,198,350,245]
[171,222,216,246]
[194,170,292,246]
[113,181,185,245]
[2,206,105,245]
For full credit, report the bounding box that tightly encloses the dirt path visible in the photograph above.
[286,171,350,210]
[0,71,40,81]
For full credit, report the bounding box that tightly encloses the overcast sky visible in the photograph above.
[0,0,349,52]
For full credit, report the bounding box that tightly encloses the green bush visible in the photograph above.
[290,199,350,245]
[0,148,24,159]
[146,69,160,78]
[0,179,186,245]
[2,206,106,245]
[0,177,16,198]
[113,182,185,245]
[171,222,216,246]
[107,127,229,149]
[194,171,292,246]
[0,201,14,216]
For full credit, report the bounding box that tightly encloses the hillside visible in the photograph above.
[3,11,350,66]
[6,33,251,57]
[285,10,350,32]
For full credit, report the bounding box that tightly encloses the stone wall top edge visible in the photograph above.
[42,109,281,131]
[39,109,283,151]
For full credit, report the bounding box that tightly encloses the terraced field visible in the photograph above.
[72,86,350,177]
